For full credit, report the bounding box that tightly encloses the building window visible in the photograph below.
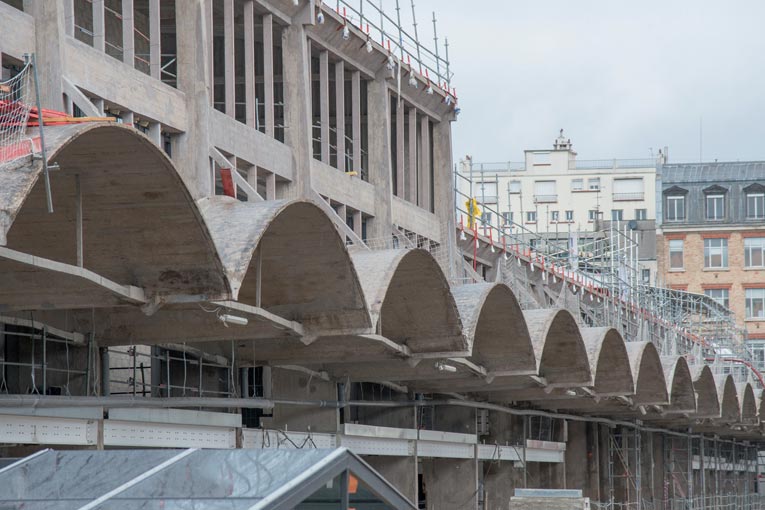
[665,195,686,221]
[571,179,584,191]
[704,288,730,308]
[641,268,650,284]
[746,288,765,319]
[588,210,599,222]
[635,209,647,220]
[550,210,559,222]
[747,193,765,219]
[745,237,765,268]
[509,180,521,193]
[704,238,728,269]
[669,239,684,270]
[705,194,725,220]
[588,178,601,191]
[526,211,537,223]
[565,210,574,221]
[611,209,623,221]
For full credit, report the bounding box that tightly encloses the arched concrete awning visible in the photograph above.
[200,198,369,330]
[662,356,696,413]
[738,382,757,425]
[626,342,668,405]
[1,123,227,308]
[691,365,720,419]
[524,309,590,386]
[580,327,633,396]
[716,374,740,423]
[350,249,465,355]
[452,283,535,374]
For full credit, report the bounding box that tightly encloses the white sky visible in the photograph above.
[393,1,765,163]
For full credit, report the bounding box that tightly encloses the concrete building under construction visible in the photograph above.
[1,1,765,509]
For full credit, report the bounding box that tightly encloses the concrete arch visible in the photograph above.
[717,374,740,423]
[1,123,227,298]
[452,283,535,374]
[580,327,633,396]
[663,357,696,413]
[524,309,590,386]
[738,382,757,425]
[200,198,369,329]
[351,249,465,354]
[625,342,668,405]
[691,365,720,418]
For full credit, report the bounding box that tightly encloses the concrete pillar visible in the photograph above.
[174,0,213,199]
[351,71,361,174]
[23,1,66,111]
[423,458,479,510]
[122,0,134,66]
[334,60,345,171]
[223,0,235,116]
[395,97,404,197]
[149,0,161,79]
[263,14,275,137]
[243,1,256,128]
[319,50,330,164]
[419,115,431,212]
[365,76,394,239]
[92,0,105,52]
[364,456,418,504]
[281,11,313,198]
[407,107,417,203]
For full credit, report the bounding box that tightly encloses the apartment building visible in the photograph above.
[656,162,765,360]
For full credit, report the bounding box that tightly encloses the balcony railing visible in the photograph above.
[613,192,645,201]
[534,194,558,203]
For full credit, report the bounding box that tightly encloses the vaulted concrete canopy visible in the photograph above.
[350,249,465,355]
[525,309,590,386]
[662,356,696,413]
[1,123,227,297]
[200,197,369,330]
[626,342,668,405]
[580,327,633,396]
[717,374,741,423]
[451,283,535,374]
[738,382,757,425]
[691,364,721,418]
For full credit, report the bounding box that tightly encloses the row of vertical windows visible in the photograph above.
[668,237,765,270]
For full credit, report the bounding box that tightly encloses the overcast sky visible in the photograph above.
[394,1,765,164]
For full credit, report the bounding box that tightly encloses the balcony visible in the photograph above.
[534,194,558,203]
[613,192,645,201]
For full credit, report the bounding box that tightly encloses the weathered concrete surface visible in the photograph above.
[351,249,465,354]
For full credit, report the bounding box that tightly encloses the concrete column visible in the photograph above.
[263,14,275,137]
[419,115,431,212]
[92,0,105,52]
[319,50,330,164]
[351,71,361,174]
[223,0,235,116]
[63,0,74,37]
[364,456,418,504]
[122,0,134,66]
[23,1,66,111]
[149,0,161,79]
[243,1,256,128]
[365,76,394,239]
[407,107,417,203]
[423,458,479,510]
[334,60,345,171]
[353,210,363,239]
[395,97,405,197]
[281,12,313,198]
[432,117,457,275]
[174,0,213,199]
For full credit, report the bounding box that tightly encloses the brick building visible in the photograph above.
[657,162,765,364]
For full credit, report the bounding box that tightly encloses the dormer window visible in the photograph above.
[745,183,765,219]
[703,185,728,221]
[664,186,688,222]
